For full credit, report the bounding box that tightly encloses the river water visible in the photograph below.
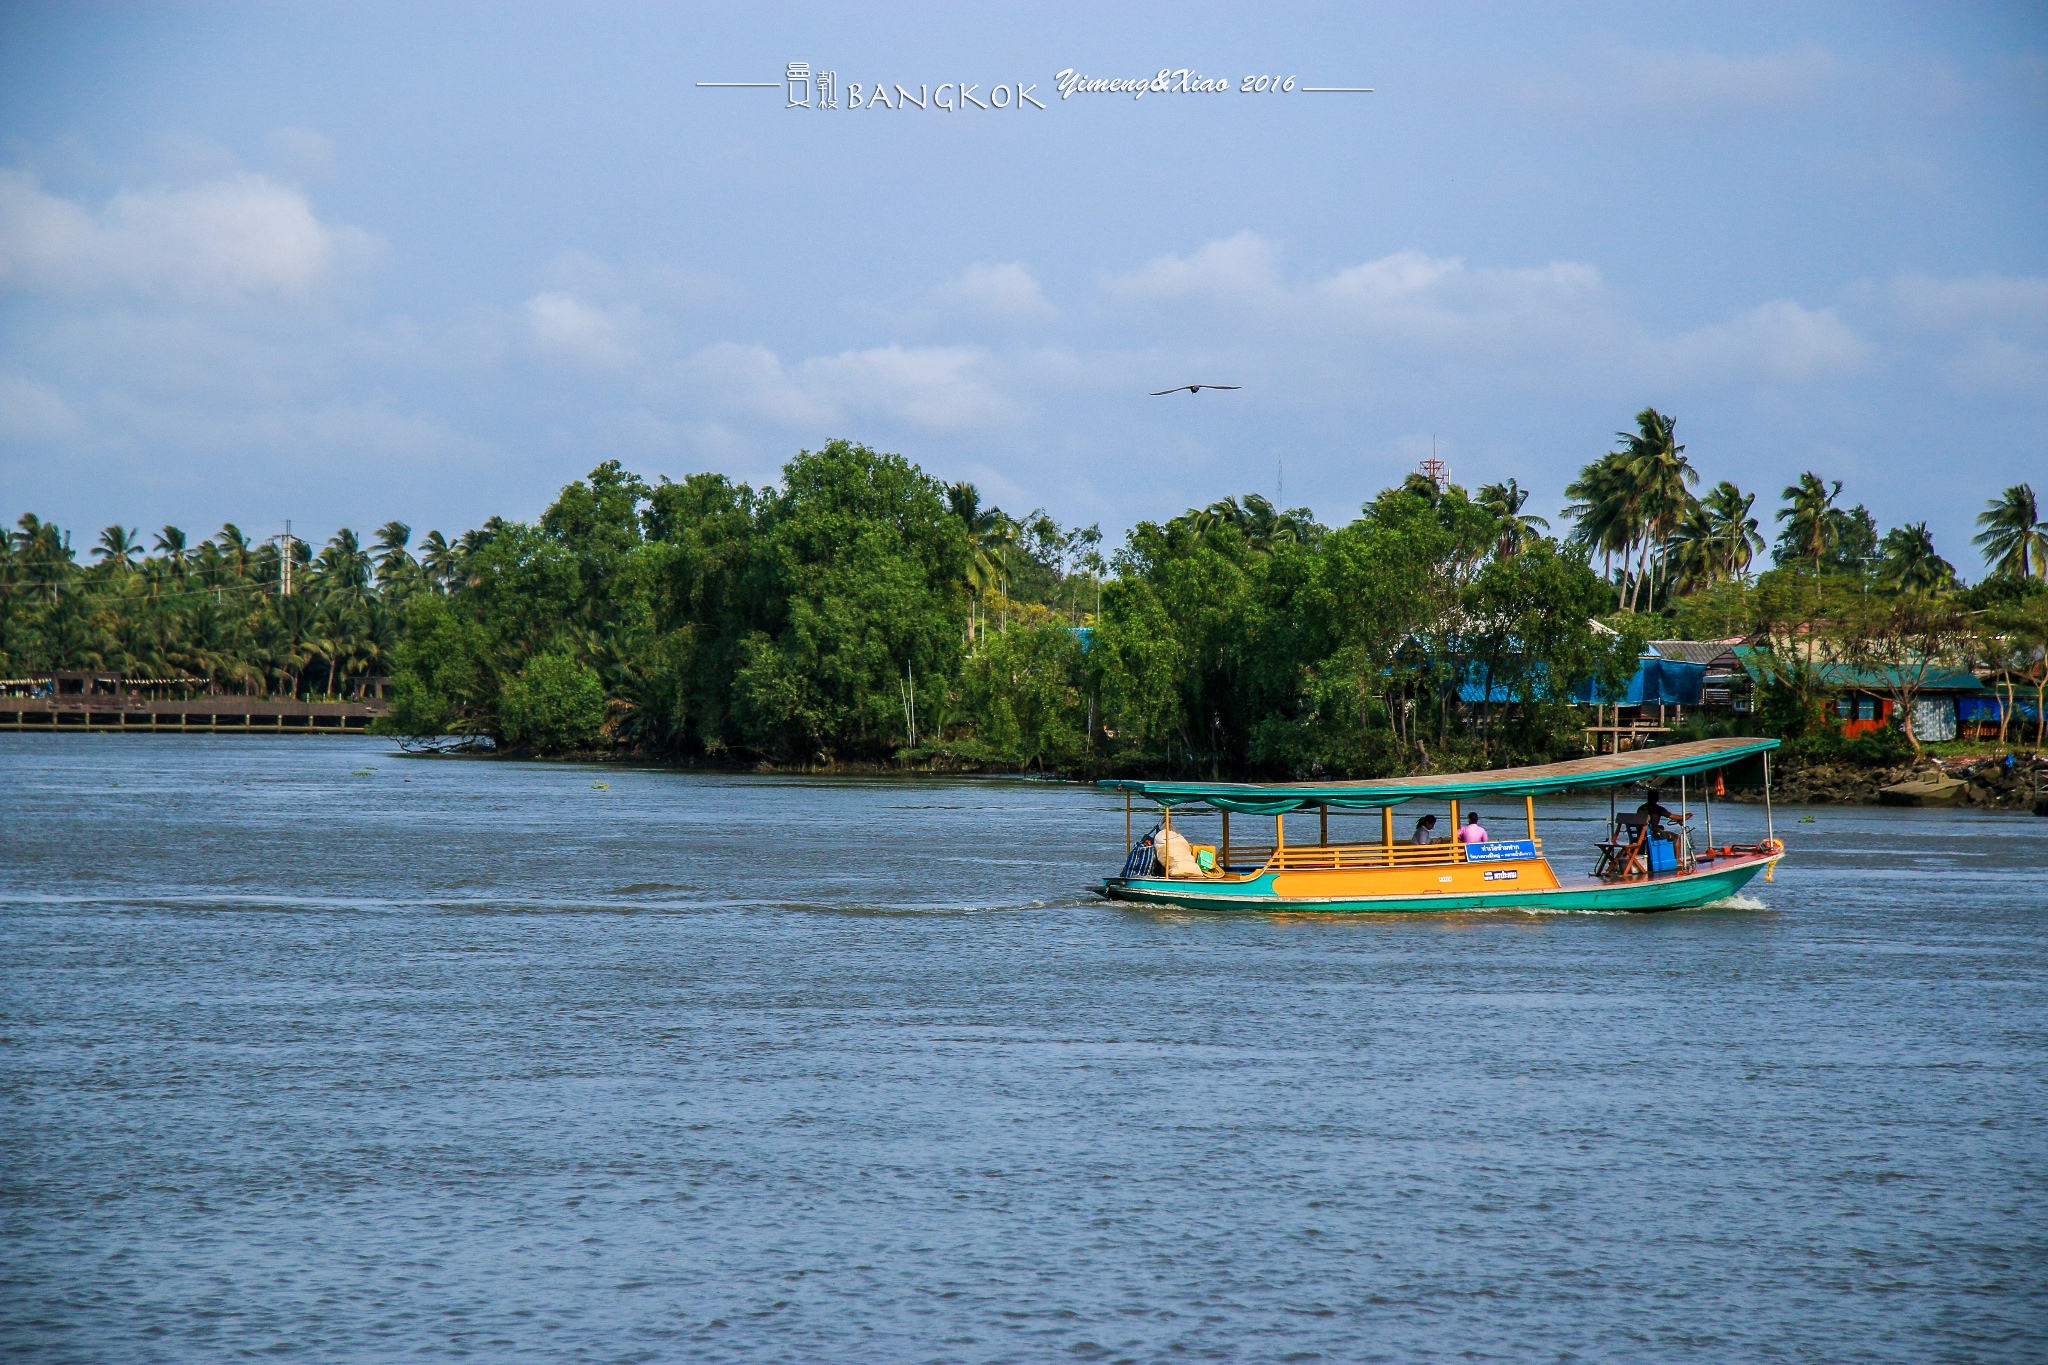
[2,735,2043,1363]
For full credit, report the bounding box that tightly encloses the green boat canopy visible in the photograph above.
[1098,736,1780,814]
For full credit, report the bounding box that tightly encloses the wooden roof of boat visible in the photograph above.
[1099,736,1780,812]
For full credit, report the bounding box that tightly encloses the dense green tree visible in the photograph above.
[499,653,607,753]
[16,417,2037,770]
[731,441,969,762]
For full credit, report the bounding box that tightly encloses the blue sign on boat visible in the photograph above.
[1465,839,1537,862]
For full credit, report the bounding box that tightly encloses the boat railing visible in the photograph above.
[1210,839,1543,875]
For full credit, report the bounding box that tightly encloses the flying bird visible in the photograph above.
[1150,384,1240,396]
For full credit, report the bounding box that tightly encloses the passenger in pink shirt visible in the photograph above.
[1457,813,1489,844]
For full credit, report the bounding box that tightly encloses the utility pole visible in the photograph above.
[281,520,293,597]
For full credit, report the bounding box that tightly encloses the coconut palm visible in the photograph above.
[1622,409,1698,609]
[1665,499,1722,595]
[1874,522,1957,595]
[1776,473,1841,575]
[1702,481,1763,579]
[213,524,254,582]
[153,525,190,579]
[1563,449,1638,587]
[317,528,373,602]
[1191,493,1313,554]
[94,526,143,572]
[1476,479,1550,559]
[419,530,456,593]
[373,520,418,595]
[947,482,1011,639]
[1399,472,1443,505]
[1973,483,2047,582]
[1565,408,1695,610]
[14,513,75,604]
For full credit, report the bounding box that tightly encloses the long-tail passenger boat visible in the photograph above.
[1096,736,1784,913]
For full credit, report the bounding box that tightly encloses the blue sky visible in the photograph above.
[2,2,2043,575]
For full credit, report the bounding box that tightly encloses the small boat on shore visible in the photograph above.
[1095,736,1784,913]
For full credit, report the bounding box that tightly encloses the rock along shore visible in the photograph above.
[1727,752,2048,813]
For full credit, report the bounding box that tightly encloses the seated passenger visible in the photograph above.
[1410,813,1439,845]
[1458,812,1489,844]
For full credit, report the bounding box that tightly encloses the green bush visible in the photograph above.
[498,653,607,754]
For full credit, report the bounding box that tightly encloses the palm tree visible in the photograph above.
[15,513,76,604]
[317,528,373,602]
[419,531,456,593]
[1874,523,1957,595]
[1399,472,1443,505]
[153,525,189,579]
[1702,481,1764,579]
[373,521,417,595]
[1620,409,1697,610]
[214,524,253,582]
[947,483,1011,639]
[1566,409,1695,610]
[1666,499,1722,595]
[1563,450,1638,588]
[1973,483,2047,582]
[1190,493,1312,554]
[1477,479,1550,559]
[94,526,143,572]
[1777,473,1841,575]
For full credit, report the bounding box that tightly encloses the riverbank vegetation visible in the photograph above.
[5,410,2044,775]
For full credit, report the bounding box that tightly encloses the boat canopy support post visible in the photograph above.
[1125,789,1132,854]
[1275,812,1285,853]
[1320,804,1328,846]
[1382,806,1393,851]
[1525,795,1535,842]
[1705,774,1713,849]
[1449,799,1459,850]
[1222,810,1230,864]
[1161,803,1172,877]
[1764,751,1775,844]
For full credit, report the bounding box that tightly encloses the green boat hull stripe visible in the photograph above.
[1102,857,1773,914]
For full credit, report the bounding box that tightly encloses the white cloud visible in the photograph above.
[1097,233,1870,388]
[1664,300,1872,383]
[0,169,377,302]
[935,262,1057,319]
[265,127,337,181]
[688,342,1016,432]
[1889,272,2048,332]
[525,290,637,368]
[1101,230,1280,301]
[0,374,81,440]
[1315,251,1606,346]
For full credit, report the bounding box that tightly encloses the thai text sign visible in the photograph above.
[1465,840,1538,862]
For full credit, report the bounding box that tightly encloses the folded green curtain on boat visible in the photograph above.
[1097,736,1779,814]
